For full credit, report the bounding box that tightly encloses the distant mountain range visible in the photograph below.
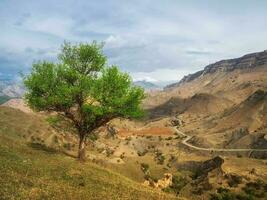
[133,80,161,90]
[165,50,267,89]
[0,75,25,104]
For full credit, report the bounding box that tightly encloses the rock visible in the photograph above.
[200,156,224,175]
[171,117,181,126]
[144,173,173,189]
[142,180,150,187]
[154,173,173,189]
[249,168,256,175]
[165,50,267,88]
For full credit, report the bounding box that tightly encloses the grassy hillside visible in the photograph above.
[0,107,178,200]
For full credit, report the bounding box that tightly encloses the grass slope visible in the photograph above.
[0,107,178,200]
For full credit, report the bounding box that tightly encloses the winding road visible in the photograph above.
[174,127,267,152]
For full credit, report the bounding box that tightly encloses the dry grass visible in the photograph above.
[0,106,179,200]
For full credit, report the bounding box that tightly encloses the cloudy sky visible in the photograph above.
[1,0,267,83]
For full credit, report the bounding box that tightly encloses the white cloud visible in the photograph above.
[1,0,267,82]
[132,76,158,83]
[131,68,194,82]
[23,17,75,39]
[105,35,126,48]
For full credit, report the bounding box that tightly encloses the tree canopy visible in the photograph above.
[24,41,145,160]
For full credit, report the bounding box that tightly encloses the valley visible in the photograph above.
[0,50,267,200]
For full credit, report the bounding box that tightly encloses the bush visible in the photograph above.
[140,163,150,176]
[120,152,125,159]
[88,132,99,141]
[146,135,152,139]
[227,174,242,187]
[165,136,173,140]
[46,116,62,127]
[242,180,266,198]
[137,149,148,156]
[210,191,236,200]
[191,168,202,180]
[163,175,187,196]
[154,150,165,165]
[106,148,114,157]
[63,143,72,151]
[53,135,59,143]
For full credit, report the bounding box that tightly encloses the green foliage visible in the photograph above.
[191,167,203,180]
[140,163,150,178]
[137,149,148,156]
[227,174,243,187]
[210,181,267,200]
[46,116,62,126]
[87,132,99,141]
[154,150,165,165]
[63,143,72,151]
[242,180,267,199]
[210,191,236,200]
[163,175,187,196]
[24,41,145,139]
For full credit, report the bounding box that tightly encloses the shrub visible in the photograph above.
[53,135,59,143]
[157,154,165,165]
[140,163,150,176]
[191,168,203,180]
[165,136,173,140]
[137,149,148,156]
[120,152,125,159]
[46,116,62,127]
[63,143,72,151]
[209,191,236,200]
[163,175,187,196]
[227,174,242,187]
[106,148,114,157]
[88,132,99,141]
[242,180,266,198]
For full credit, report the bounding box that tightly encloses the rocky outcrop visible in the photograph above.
[245,89,267,104]
[199,156,224,176]
[143,173,173,189]
[165,50,267,89]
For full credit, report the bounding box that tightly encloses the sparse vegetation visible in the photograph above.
[0,140,176,200]
[163,175,187,196]
[154,150,165,165]
[140,163,150,175]
[137,149,148,156]
[63,142,72,151]
[226,173,243,187]
[210,180,267,200]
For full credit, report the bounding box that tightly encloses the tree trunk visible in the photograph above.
[78,134,86,161]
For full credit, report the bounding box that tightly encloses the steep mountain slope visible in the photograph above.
[145,50,267,109]
[0,79,25,98]
[144,50,267,151]
[177,90,267,151]
[148,93,233,118]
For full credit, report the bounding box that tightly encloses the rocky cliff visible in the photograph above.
[166,50,267,89]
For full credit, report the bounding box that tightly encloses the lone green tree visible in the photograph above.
[24,42,145,161]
